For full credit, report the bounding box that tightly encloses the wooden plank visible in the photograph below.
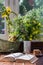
[0,62,13,65]
[24,62,36,65]
[13,62,24,65]
[0,62,36,65]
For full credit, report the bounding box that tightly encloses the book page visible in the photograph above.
[16,54,38,63]
[16,54,35,60]
[30,56,38,63]
[4,52,23,58]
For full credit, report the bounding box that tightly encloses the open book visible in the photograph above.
[0,52,38,63]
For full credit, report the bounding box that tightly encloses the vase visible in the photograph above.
[24,41,31,53]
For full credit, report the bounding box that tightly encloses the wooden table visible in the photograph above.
[0,62,36,65]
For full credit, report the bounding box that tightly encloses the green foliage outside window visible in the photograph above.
[19,0,33,15]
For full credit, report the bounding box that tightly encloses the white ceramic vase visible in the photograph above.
[24,41,31,53]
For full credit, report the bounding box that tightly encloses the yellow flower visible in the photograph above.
[8,36,14,42]
[6,7,11,14]
[33,31,38,34]
[2,12,7,18]
[38,23,41,26]
[29,38,32,41]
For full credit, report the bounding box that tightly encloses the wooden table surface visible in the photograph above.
[0,62,36,65]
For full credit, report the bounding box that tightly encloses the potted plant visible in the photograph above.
[10,8,42,53]
[1,7,42,53]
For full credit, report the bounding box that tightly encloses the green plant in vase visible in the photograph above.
[12,8,42,53]
[12,8,41,41]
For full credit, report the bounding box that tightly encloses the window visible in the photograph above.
[0,2,5,34]
[0,21,5,34]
